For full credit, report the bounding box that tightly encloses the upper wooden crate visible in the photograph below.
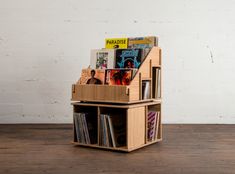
[71,47,161,104]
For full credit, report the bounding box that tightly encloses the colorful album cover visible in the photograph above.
[78,68,105,85]
[105,69,133,85]
[115,49,143,69]
[90,49,115,69]
[147,111,157,141]
[105,38,128,49]
[128,36,158,57]
[128,36,157,48]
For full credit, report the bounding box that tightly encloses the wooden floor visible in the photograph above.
[0,124,235,174]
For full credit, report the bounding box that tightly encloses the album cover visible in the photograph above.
[128,36,157,48]
[147,111,157,141]
[105,69,133,85]
[78,68,105,85]
[105,38,128,49]
[90,49,115,69]
[115,49,143,69]
[128,36,158,57]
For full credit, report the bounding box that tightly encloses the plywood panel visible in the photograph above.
[149,47,161,66]
[127,107,145,149]
[72,84,130,102]
[72,100,161,108]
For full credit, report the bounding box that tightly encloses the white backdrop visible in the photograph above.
[0,0,235,123]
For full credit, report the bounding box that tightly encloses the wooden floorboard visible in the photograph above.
[0,124,235,174]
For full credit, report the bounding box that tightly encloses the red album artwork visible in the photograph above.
[105,69,133,85]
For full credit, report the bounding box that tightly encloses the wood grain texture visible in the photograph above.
[0,124,235,174]
[72,84,130,102]
[127,107,145,149]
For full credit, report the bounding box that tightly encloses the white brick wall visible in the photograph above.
[0,0,235,123]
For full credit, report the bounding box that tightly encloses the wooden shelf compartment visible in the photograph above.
[145,103,162,144]
[72,101,162,152]
[73,105,99,144]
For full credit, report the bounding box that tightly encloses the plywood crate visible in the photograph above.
[71,47,161,103]
[72,101,162,152]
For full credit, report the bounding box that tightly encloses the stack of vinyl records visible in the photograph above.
[74,112,97,144]
[99,114,126,147]
[147,111,160,141]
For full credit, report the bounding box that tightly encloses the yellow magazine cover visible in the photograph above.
[105,38,128,49]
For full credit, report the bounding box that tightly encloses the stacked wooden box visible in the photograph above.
[71,44,162,152]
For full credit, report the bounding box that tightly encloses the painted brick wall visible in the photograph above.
[0,0,235,123]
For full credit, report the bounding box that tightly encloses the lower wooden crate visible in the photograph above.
[72,101,162,152]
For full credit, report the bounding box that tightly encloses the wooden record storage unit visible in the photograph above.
[71,47,162,152]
